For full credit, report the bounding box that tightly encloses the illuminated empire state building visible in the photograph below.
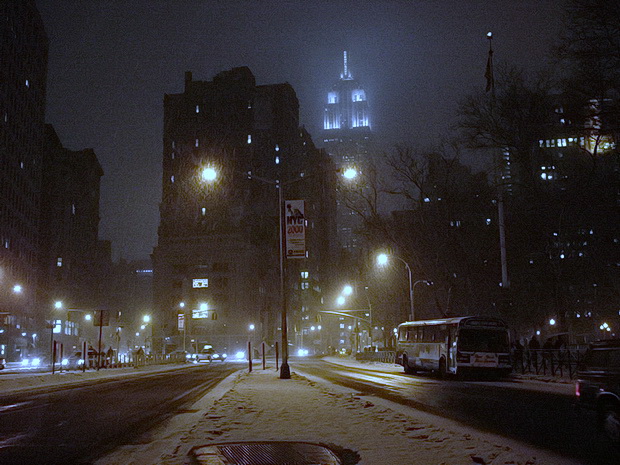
[323,51,372,250]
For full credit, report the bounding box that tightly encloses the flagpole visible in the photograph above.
[486,31,509,292]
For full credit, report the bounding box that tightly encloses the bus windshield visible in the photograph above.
[458,328,509,353]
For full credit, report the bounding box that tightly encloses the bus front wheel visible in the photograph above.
[403,355,416,374]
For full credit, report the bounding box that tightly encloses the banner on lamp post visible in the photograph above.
[285,200,305,259]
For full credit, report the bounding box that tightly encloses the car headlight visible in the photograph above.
[213,354,219,358]
[222,353,227,358]
[61,358,69,366]
[185,354,192,359]
[78,359,85,365]
[21,359,30,367]
[32,358,41,367]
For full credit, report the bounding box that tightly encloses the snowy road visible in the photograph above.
[295,358,618,465]
[0,363,236,464]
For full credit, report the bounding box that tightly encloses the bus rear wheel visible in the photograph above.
[438,357,447,379]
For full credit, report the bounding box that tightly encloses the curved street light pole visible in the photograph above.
[390,255,415,322]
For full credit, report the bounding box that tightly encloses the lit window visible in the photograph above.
[57,257,63,267]
[275,156,280,164]
[72,204,76,215]
[20,161,24,169]
[201,207,206,216]
[424,197,430,203]
[25,79,29,88]
[275,144,279,151]
[195,105,200,113]
[53,320,61,334]
[195,138,199,147]
[247,134,252,144]
[171,175,175,183]
[486,218,491,225]
[300,271,308,279]
[4,240,8,248]
[340,324,345,329]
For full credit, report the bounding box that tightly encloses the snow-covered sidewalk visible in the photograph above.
[100,363,579,465]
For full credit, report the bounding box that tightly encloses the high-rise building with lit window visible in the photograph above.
[153,68,337,354]
[0,0,48,361]
[322,51,373,250]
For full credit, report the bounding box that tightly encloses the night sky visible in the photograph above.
[35,0,563,261]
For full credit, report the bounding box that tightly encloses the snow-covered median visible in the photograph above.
[100,365,579,465]
[0,363,194,396]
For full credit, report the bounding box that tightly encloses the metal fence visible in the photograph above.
[355,350,396,364]
[512,348,587,379]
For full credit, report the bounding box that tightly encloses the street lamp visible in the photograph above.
[201,165,357,379]
[54,301,63,310]
[12,284,22,294]
[377,253,415,321]
[201,167,218,183]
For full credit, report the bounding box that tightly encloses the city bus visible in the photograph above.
[396,316,512,378]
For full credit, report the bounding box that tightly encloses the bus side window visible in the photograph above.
[399,328,406,342]
[419,327,425,343]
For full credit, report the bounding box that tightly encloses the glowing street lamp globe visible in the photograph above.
[376,253,389,267]
[13,284,22,294]
[201,167,217,183]
[143,315,151,323]
[342,285,353,296]
[336,295,346,306]
[54,301,63,309]
[342,167,358,180]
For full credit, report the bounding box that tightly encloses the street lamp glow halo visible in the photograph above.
[342,285,353,296]
[376,253,389,266]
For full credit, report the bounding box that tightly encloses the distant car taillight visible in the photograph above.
[575,381,580,397]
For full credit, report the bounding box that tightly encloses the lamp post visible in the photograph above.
[377,253,415,321]
[201,165,356,379]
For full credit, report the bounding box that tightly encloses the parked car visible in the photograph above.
[576,339,620,447]
[0,357,5,370]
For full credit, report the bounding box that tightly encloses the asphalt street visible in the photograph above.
[0,363,235,464]
[296,359,619,465]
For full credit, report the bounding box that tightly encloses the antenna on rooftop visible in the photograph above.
[343,51,350,79]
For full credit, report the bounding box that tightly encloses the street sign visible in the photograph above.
[192,309,209,319]
[178,313,185,330]
[285,199,305,259]
[193,278,209,288]
[93,310,110,327]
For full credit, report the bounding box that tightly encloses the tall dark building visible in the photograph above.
[40,125,105,308]
[322,51,373,251]
[153,68,337,355]
[0,0,48,361]
[38,125,106,355]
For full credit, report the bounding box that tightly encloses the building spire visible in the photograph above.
[343,51,348,79]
